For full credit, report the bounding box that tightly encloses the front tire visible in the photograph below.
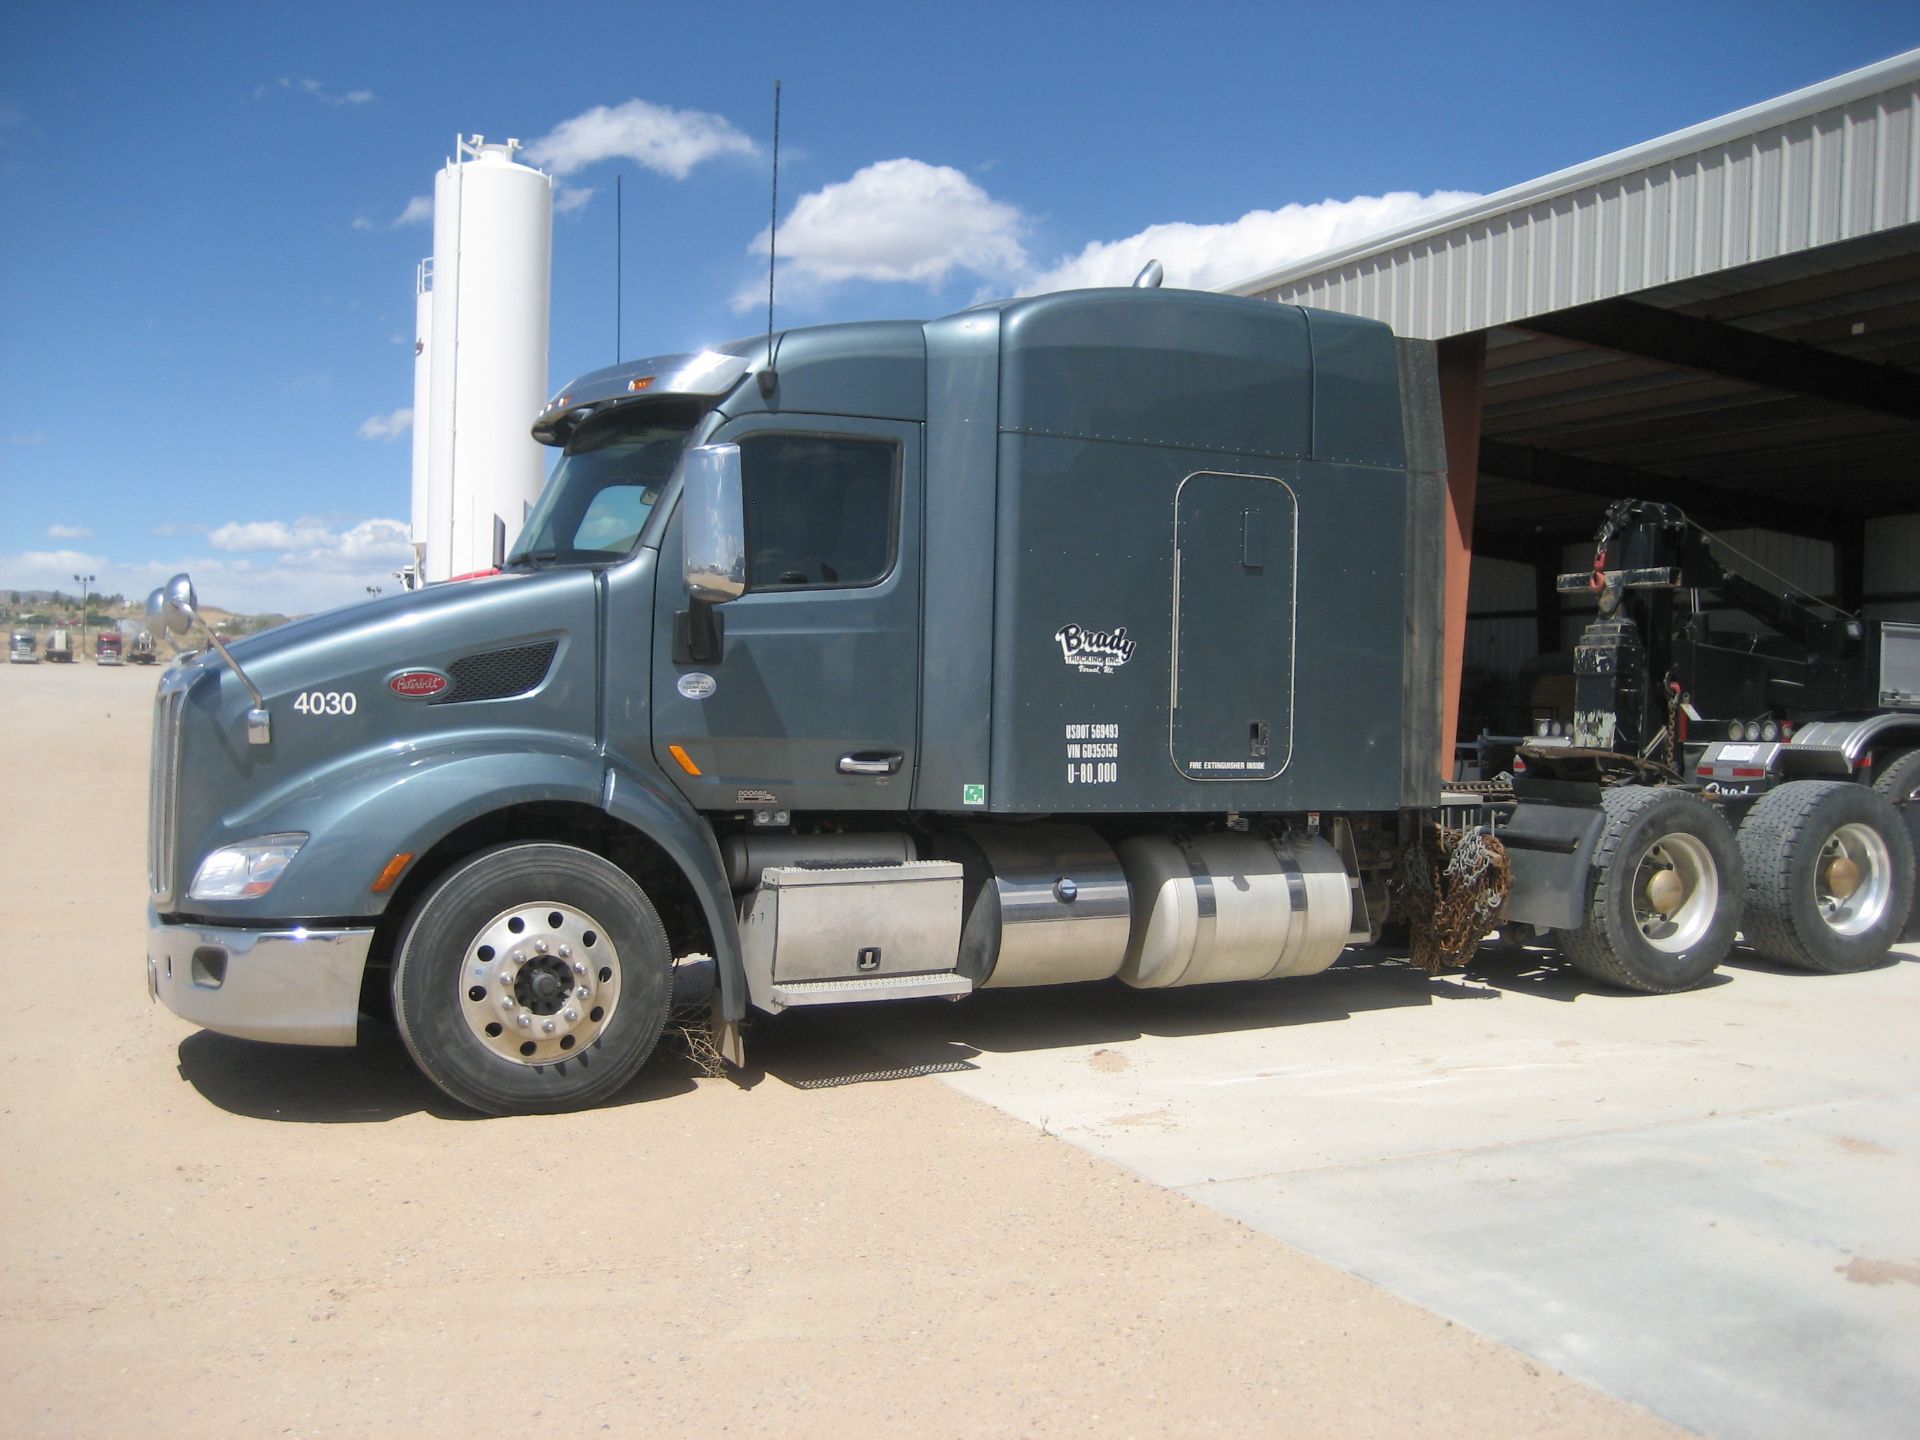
[1737,781,1914,974]
[392,843,671,1115]
[1555,786,1742,993]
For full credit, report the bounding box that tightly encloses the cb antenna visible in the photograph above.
[615,172,623,363]
[759,79,782,398]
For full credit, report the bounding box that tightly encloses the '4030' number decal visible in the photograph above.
[293,690,357,716]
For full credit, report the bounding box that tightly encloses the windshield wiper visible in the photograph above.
[510,549,563,570]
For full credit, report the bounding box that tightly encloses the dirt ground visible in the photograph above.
[0,660,1687,1438]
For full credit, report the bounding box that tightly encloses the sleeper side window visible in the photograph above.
[740,434,898,590]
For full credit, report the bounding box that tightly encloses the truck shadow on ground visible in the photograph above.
[174,1025,707,1123]
[1460,935,1736,1001]
[742,950,1514,1089]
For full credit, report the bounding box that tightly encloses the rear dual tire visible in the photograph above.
[1555,786,1741,993]
[1737,780,1913,974]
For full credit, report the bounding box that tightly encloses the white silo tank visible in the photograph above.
[420,135,553,582]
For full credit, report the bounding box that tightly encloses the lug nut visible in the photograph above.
[535,940,549,954]
[564,1009,578,1023]
[511,950,525,964]
[542,1020,556,1034]
[572,961,586,976]
[558,944,572,959]
[517,1013,532,1028]
[499,995,514,1009]
[575,986,589,1000]
[498,970,513,984]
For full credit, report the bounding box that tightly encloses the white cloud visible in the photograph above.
[20,517,414,614]
[208,516,411,565]
[357,407,413,442]
[525,98,756,180]
[732,158,1028,312]
[1021,191,1480,295]
[48,524,94,541]
[9,430,47,446]
[4,548,105,581]
[260,77,375,107]
[554,185,594,216]
[355,195,431,232]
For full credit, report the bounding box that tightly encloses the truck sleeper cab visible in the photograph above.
[145,286,1910,1117]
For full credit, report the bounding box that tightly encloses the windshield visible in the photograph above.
[509,403,703,566]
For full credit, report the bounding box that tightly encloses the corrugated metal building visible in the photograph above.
[1226,49,1920,745]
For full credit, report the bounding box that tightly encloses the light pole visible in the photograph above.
[72,572,94,660]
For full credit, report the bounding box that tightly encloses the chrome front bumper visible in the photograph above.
[147,912,374,1047]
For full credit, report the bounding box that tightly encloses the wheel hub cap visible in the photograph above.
[459,903,620,1066]
[1821,854,1861,900]
[1633,834,1718,952]
[1816,823,1892,936]
[1644,868,1686,915]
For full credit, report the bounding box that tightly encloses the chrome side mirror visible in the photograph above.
[153,572,272,745]
[682,443,747,604]
[150,575,196,636]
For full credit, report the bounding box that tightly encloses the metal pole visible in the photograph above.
[72,572,93,661]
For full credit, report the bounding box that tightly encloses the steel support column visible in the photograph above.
[1437,333,1486,779]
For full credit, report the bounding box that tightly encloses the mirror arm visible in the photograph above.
[184,605,272,745]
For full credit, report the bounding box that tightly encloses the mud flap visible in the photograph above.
[1500,799,1607,930]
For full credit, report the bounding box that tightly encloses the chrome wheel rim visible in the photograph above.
[1632,832,1718,952]
[458,902,620,1065]
[1815,822,1892,938]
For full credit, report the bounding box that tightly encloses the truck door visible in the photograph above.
[651,415,922,811]
[1171,469,1298,781]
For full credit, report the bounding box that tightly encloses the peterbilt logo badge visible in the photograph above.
[389,670,451,699]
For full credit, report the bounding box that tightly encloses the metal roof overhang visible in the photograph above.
[1225,50,1920,577]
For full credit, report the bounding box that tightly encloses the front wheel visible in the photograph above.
[1554,786,1743,993]
[1737,781,1914,974]
[392,843,672,1115]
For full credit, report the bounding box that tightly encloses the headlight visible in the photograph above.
[188,834,308,900]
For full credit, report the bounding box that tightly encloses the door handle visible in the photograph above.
[838,751,903,776]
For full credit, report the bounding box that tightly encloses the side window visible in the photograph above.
[741,435,898,589]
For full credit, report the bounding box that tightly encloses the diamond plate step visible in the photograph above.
[769,972,974,1007]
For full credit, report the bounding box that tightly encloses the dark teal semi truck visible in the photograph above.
[144,287,1913,1114]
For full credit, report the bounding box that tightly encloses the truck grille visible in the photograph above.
[149,686,184,902]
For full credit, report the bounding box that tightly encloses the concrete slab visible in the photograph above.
[822,940,1920,1439]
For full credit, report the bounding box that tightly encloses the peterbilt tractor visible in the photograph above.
[142,287,1913,1115]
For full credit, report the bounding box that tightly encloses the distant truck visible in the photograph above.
[44,628,74,663]
[141,285,1914,1117]
[128,631,159,665]
[8,630,35,664]
[96,631,123,666]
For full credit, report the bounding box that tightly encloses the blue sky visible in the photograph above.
[3,1,1915,615]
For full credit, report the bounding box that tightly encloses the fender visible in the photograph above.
[1789,714,1920,768]
[180,727,750,1025]
[600,761,747,1026]
[177,733,608,921]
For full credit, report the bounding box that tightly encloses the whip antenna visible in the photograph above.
[615,173,623,363]
[760,80,782,398]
